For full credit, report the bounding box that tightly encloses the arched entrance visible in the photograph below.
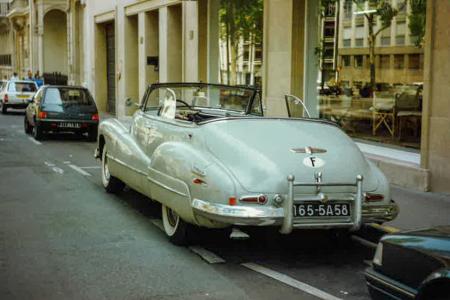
[43,9,68,78]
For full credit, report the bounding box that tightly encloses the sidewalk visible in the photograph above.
[387,185,450,231]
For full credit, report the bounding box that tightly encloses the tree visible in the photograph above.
[409,0,426,47]
[219,0,263,85]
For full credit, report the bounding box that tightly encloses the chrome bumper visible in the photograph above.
[192,175,399,233]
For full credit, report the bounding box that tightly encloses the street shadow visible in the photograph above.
[40,132,96,143]
[2,110,26,116]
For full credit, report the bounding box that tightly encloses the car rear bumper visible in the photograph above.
[37,119,98,132]
[365,267,417,300]
[3,102,29,109]
[192,176,398,233]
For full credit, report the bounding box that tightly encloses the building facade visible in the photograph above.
[0,0,449,193]
[337,0,424,87]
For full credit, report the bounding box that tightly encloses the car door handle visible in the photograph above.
[145,125,154,129]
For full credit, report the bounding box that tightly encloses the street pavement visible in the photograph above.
[0,109,449,300]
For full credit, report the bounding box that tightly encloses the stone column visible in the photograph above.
[182,0,198,82]
[138,12,148,101]
[207,0,219,83]
[262,0,294,116]
[158,6,168,83]
[421,0,450,192]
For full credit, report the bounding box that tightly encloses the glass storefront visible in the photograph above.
[317,0,426,150]
[217,0,263,88]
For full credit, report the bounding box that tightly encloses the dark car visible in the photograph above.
[24,86,99,141]
[365,226,450,300]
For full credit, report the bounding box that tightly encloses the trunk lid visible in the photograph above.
[202,118,379,194]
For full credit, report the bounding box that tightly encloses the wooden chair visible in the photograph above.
[371,92,396,137]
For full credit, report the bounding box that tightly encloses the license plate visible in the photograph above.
[293,203,351,217]
[18,95,29,99]
[59,122,80,128]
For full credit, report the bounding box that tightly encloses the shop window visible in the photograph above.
[394,55,405,69]
[380,55,390,69]
[354,55,363,68]
[341,55,351,67]
[409,54,421,69]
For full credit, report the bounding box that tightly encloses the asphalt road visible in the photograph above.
[0,110,448,300]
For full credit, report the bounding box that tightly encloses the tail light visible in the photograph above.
[240,194,268,205]
[3,94,8,103]
[38,111,47,119]
[91,113,99,122]
[364,193,384,202]
[228,197,237,206]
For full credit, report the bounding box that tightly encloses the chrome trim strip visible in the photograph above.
[146,176,188,198]
[365,271,416,299]
[106,154,147,176]
[147,166,192,199]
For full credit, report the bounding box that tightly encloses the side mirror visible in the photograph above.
[125,98,140,108]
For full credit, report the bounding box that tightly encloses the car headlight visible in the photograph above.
[373,242,383,266]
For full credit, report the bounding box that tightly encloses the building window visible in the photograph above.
[343,39,351,47]
[394,55,404,69]
[409,54,421,69]
[344,0,352,19]
[396,35,405,45]
[355,38,364,47]
[381,36,391,46]
[342,55,351,67]
[354,55,363,68]
[380,55,390,69]
[0,55,12,66]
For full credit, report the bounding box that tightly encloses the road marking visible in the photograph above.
[68,164,92,177]
[52,167,64,175]
[150,219,164,232]
[63,161,71,164]
[80,166,101,169]
[369,223,400,233]
[28,137,42,145]
[44,161,55,167]
[242,263,342,300]
[351,235,377,249]
[189,246,226,264]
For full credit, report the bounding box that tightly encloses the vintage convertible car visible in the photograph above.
[96,83,398,245]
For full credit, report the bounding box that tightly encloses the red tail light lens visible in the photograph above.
[38,111,47,119]
[240,195,268,204]
[364,193,384,202]
[228,197,237,206]
[3,94,8,103]
[91,113,99,122]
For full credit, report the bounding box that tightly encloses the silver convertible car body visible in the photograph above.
[96,83,398,245]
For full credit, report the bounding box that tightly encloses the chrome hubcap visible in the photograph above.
[167,208,179,227]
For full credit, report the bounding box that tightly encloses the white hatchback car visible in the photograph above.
[0,80,38,114]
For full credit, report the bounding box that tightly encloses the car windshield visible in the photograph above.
[8,82,37,93]
[44,87,94,106]
[146,84,257,115]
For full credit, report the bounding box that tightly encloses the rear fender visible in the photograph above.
[149,141,235,227]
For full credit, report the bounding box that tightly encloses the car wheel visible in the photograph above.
[24,116,32,134]
[87,127,98,142]
[1,103,7,114]
[33,123,44,140]
[101,145,125,193]
[162,204,191,246]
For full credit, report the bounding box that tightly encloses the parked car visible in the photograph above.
[0,80,6,90]
[96,82,398,245]
[24,86,99,141]
[365,226,450,300]
[0,80,38,114]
